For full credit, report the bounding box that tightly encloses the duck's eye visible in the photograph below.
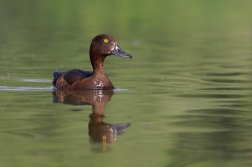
[103,38,108,43]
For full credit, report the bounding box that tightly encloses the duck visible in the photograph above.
[52,34,132,90]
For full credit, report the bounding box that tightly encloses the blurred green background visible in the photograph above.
[1,0,252,79]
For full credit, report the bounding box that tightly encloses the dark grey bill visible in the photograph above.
[111,45,132,58]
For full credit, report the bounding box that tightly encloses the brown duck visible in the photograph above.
[52,34,132,90]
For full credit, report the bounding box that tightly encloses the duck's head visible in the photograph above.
[90,34,132,58]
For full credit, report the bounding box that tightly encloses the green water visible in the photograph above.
[1,0,252,167]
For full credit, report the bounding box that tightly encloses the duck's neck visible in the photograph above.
[90,54,107,76]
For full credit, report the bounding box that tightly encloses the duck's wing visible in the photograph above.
[53,69,93,86]
[63,69,93,85]
[52,71,63,86]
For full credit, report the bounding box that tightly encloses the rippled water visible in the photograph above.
[1,1,252,167]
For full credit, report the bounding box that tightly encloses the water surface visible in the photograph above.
[1,1,252,167]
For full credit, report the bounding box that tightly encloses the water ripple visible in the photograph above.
[0,86,52,91]
[0,77,51,83]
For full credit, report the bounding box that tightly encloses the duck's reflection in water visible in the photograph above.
[52,90,130,145]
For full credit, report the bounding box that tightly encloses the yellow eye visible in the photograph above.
[103,38,108,43]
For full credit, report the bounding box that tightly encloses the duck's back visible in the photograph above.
[53,69,93,87]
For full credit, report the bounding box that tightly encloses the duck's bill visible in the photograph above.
[111,45,132,58]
